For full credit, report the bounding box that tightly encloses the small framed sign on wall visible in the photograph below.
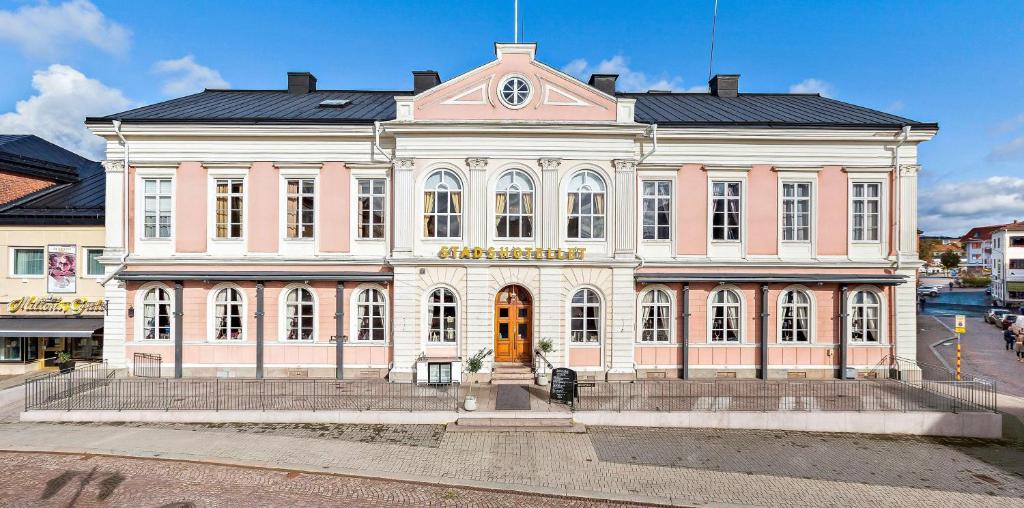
[46,244,77,294]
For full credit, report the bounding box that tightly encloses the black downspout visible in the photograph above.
[255,281,264,379]
[342,280,350,378]
[839,284,849,379]
[760,284,769,381]
[681,283,690,380]
[174,281,183,379]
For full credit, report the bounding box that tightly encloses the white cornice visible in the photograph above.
[701,164,750,173]
[772,166,823,172]
[382,121,646,136]
[655,127,937,142]
[842,166,893,173]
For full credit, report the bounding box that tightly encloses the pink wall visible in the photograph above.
[747,165,778,255]
[319,162,350,253]
[817,166,847,256]
[568,347,602,368]
[175,162,207,253]
[676,164,707,255]
[247,162,279,253]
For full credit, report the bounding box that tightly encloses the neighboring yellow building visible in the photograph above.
[0,135,105,375]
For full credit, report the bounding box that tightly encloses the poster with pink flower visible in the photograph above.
[47,245,77,294]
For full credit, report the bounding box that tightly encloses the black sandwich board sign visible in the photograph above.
[549,367,578,408]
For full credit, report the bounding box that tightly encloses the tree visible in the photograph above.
[940,251,961,269]
[919,239,939,262]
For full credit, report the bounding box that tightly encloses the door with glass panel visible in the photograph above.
[493,285,533,364]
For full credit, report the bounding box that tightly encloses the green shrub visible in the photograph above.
[960,276,991,287]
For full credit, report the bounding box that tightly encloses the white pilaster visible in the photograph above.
[465,266,493,371]
[899,164,920,263]
[392,158,415,255]
[538,158,561,248]
[537,266,564,367]
[894,268,918,361]
[466,157,489,246]
[389,265,420,381]
[102,160,125,253]
[613,159,637,259]
[608,266,636,378]
[102,281,128,369]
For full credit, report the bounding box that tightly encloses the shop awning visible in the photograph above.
[0,318,103,337]
[1008,282,1024,292]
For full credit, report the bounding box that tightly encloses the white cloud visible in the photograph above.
[918,176,1024,235]
[0,65,133,159]
[153,55,229,96]
[988,137,1024,162]
[562,55,703,92]
[0,0,131,57]
[789,78,834,97]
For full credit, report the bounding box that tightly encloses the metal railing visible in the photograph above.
[24,361,113,411]
[132,353,162,378]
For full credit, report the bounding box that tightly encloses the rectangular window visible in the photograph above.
[0,338,21,361]
[781,182,811,242]
[1012,237,1024,247]
[1010,259,1024,269]
[286,178,315,239]
[711,181,741,241]
[357,178,386,239]
[214,178,244,239]
[11,248,44,276]
[851,182,881,242]
[142,178,173,239]
[428,362,452,384]
[85,248,103,277]
[641,180,671,240]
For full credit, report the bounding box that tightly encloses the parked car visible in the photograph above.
[993,311,1014,327]
[986,308,1011,324]
[917,286,939,297]
[1001,314,1020,330]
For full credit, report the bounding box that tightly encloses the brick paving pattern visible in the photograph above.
[0,452,638,508]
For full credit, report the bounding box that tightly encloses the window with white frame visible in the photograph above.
[357,178,386,239]
[286,178,315,239]
[851,182,881,242]
[11,248,43,276]
[641,180,671,241]
[84,248,103,277]
[427,288,457,343]
[284,287,315,340]
[423,170,462,238]
[214,178,244,239]
[710,289,741,342]
[779,289,811,342]
[495,169,534,238]
[570,288,601,343]
[142,287,172,340]
[356,288,386,341]
[850,290,880,342]
[640,289,671,342]
[711,181,741,241]
[212,287,244,340]
[142,178,172,239]
[781,182,811,242]
[567,171,606,240]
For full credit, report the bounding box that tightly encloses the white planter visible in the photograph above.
[536,373,549,386]
[464,395,477,411]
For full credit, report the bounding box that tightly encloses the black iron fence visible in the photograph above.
[132,353,162,378]
[24,361,113,411]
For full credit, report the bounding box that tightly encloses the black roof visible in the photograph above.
[87,88,935,129]
[0,135,104,226]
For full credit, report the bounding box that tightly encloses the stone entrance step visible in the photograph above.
[447,417,585,433]
[491,363,534,385]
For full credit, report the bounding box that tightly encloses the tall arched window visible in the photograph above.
[356,288,386,342]
[567,170,606,239]
[427,288,458,343]
[570,288,601,343]
[710,289,741,342]
[640,290,671,342]
[495,169,534,238]
[142,287,172,341]
[423,170,462,238]
[779,290,811,342]
[213,287,244,340]
[851,290,880,342]
[284,287,315,341]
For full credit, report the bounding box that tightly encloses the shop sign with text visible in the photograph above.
[7,296,106,315]
[437,246,586,260]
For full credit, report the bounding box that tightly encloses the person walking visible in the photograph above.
[1006,329,1017,351]
[1016,331,1024,362]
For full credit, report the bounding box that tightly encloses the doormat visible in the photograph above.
[494,385,531,410]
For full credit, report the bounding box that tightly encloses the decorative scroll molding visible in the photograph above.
[465,157,489,171]
[537,158,562,171]
[899,164,921,176]
[101,160,125,173]
[612,159,638,173]
[394,158,415,171]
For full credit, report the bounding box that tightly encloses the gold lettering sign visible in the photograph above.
[437,246,585,261]
[7,296,106,315]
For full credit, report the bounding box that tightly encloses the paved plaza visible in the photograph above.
[923,313,1024,397]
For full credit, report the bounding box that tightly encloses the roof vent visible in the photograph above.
[646,89,672,94]
[587,74,618,95]
[318,99,351,108]
[708,74,739,98]
[288,72,317,94]
[413,70,441,94]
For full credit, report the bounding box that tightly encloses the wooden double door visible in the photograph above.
[493,285,533,364]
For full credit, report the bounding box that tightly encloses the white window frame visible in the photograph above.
[566,170,607,241]
[424,285,459,346]
[494,169,535,240]
[850,181,882,243]
[278,284,318,342]
[9,247,45,278]
[135,283,174,342]
[705,168,749,258]
[640,179,672,242]
[82,247,104,278]
[497,73,533,110]
[780,181,812,243]
[710,181,743,242]
[777,286,814,344]
[848,286,885,345]
[355,177,388,241]
[422,169,464,240]
[284,177,316,240]
[638,287,673,343]
[212,176,246,241]
[140,176,174,240]
[568,287,603,345]
[351,286,388,343]
[707,287,744,343]
[207,284,247,342]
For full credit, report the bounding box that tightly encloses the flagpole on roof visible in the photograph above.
[708,0,719,81]
[514,0,519,43]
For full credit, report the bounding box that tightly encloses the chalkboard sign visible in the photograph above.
[549,367,577,408]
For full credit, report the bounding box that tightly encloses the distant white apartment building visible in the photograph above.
[991,222,1024,307]
[960,224,1007,269]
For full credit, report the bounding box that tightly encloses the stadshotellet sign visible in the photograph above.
[438,246,586,260]
[7,296,106,315]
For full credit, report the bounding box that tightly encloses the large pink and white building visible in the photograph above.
[87,43,936,382]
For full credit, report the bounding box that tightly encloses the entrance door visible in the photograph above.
[494,285,533,364]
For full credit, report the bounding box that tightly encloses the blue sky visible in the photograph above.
[0,0,1022,235]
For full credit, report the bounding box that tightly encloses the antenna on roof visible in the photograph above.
[514,0,519,43]
[707,0,719,81]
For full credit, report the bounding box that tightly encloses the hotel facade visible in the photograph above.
[87,43,936,382]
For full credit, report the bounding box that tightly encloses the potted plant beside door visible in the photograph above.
[535,338,555,386]
[56,351,75,373]
[463,348,492,411]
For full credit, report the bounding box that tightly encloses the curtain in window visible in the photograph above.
[15,250,43,275]
[216,194,228,237]
[726,199,740,240]
[796,305,809,342]
[641,301,653,341]
[423,192,435,236]
[495,193,507,230]
[521,192,533,214]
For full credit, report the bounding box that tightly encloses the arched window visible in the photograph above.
[284,287,315,341]
[356,288,386,342]
[142,287,172,341]
[567,170,606,239]
[213,287,244,340]
[427,288,457,343]
[710,289,741,342]
[570,288,601,343]
[851,290,880,342]
[779,290,811,342]
[495,169,534,238]
[640,290,671,342]
[423,170,462,238]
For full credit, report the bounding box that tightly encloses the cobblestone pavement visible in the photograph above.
[0,451,638,508]
[920,313,1024,397]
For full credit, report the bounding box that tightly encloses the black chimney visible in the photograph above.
[588,74,618,95]
[288,72,317,94]
[413,70,441,94]
[708,74,739,98]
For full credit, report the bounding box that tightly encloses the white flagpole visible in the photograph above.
[514,0,519,43]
